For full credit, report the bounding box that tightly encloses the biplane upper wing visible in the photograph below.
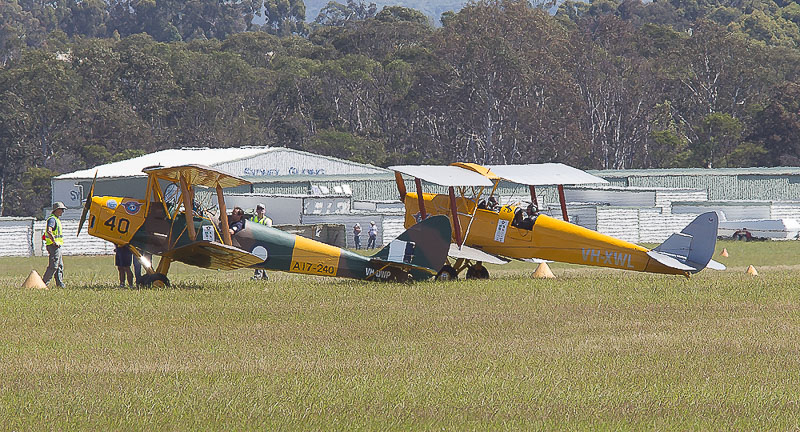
[391,165,494,187]
[487,163,608,186]
[162,241,264,270]
[143,164,251,188]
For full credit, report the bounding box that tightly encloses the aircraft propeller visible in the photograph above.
[76,171,97,236]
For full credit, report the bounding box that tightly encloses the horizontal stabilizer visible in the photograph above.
[449,244,509,265]
[647,250,697,271]
[706,259,726,271]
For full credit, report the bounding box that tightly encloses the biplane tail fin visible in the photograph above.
[648,212,726,273]
[369,215,452,278]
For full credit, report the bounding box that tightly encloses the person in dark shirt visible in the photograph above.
[228,206,246,235]
[115,245,134,288]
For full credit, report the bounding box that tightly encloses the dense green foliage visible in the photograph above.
[3,0,800,216]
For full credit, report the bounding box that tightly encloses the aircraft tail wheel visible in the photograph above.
[139,273,170,288]
[466,265,490,280]
[436,265,458,281]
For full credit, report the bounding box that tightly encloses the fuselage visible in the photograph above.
[403,192,684,275]
[88,195,432,281]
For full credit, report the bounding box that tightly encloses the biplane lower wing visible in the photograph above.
[448,244,509,265]
[163,241,264,270]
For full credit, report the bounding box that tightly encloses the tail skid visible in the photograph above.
[648,212,725,273]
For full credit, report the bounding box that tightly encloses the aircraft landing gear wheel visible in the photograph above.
[466,265,490,280]
[139,273,170,288]
[436,265,458,281]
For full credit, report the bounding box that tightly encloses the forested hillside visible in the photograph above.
[304,0,468,24]
[2,0,800,216]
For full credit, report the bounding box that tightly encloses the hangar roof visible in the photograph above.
[56,146,388,180]
[592,166,800,177]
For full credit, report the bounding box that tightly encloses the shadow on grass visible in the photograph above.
[67,282,206,291]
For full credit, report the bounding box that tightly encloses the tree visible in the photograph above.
[314,0,377,26]
[263,0,307,36]
[689,112,743,168]
[748,82,800,165]
[303,129,385,164]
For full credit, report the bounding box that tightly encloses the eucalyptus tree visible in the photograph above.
[568,15,664,169]
[421,0,571,164]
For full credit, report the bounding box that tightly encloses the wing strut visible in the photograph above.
[529,185,538,209]
[216,182,232,246]
[180,173,197,241]
[448,186,463,245]
[557,184,569,222]
[415,178,427,220]
[395,171,406,201]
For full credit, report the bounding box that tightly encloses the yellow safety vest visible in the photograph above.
[252,215,272,226]
[45,214,63,246]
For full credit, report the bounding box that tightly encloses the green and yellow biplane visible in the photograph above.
[79,165,451,286]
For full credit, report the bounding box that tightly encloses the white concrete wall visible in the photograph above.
[597,208,640,243]
[672,202,771,221]
[565,188,656,207]
[770,202,800,220]
[0,218,34,257]
[654,190,708,209]
[638,210,698,243]
[34,220,115,256]
[300,214,403,249]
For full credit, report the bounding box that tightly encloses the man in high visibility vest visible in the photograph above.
[251,203,272,281]
[42,202,67,288]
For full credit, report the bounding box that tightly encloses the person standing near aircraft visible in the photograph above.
[353,223,362,249]
[367,221,378,249]
[115,245,134,288]
[42,202,67,288]
[251,203,271,281]
[251,203,272,227]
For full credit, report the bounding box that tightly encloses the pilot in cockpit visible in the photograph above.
[513,203,538,230]
[478,196,500,211]
[228,206,246,236]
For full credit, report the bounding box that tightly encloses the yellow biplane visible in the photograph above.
[78,165,452,286]
[390,163,725,279]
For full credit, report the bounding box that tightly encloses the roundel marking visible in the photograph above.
[252,246,268,261]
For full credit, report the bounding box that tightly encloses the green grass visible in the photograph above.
[1,240,800,430]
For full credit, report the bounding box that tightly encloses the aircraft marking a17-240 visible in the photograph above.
[78,164,452,286]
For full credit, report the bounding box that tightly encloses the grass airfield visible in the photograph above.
[1,240,800,430]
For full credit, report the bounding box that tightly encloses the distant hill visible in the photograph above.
[304,0,468,24]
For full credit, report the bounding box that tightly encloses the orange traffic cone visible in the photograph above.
[532,262,555,278]
[720,248,729,257]
[22,270,48,289]
[746,265,758,276]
